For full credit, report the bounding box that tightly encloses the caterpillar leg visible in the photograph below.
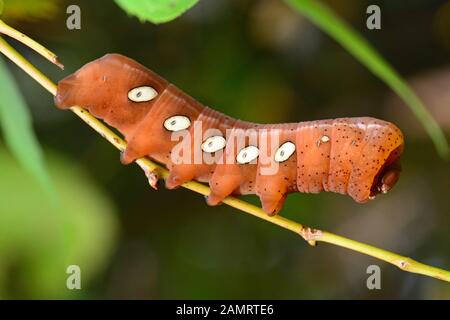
[256,177,289,215]
[120,148,138,165]
[258,192,287,216]
[206,166,242,206]
[121,139,157,165]
[205,193,225,206]
[165,164,196,189]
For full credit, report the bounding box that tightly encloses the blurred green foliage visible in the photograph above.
[0,148,118,298]
[0,57,52,194]
[1,0,59,21]
[115,0,200,24]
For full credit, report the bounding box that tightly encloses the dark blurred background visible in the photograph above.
[0,0,449,299]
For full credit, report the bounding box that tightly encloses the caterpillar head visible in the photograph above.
[345,118,405,203]
[369,144,403,199]
[55,54,168,136]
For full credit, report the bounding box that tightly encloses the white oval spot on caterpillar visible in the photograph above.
[274,141,296,162]
[201,135,226,153]
[236,146,259,164]
[128,86,158,102]
[317,135,330,147]
[163,115,191,131]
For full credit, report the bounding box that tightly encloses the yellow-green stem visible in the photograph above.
[0,24,449,283]
[0,20,63,69]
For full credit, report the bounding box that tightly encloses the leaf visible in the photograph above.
[0,1,3,16]
[285,0,450,159]
[0,56,53,194]
[115,0,200,24]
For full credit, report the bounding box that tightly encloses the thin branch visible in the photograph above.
[0,20,64,69]
[0,22,449,283]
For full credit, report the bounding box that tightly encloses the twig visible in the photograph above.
[0,22,449,283]
[0,20,64,69]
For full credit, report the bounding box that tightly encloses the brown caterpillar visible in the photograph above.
[55,54,404,215]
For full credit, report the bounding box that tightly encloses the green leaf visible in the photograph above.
[115,0,200,24]
[0,1,4,16]
[0,56,53,194]
[285,0,449,159]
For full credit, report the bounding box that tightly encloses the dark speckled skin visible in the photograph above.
[55,54,404,215]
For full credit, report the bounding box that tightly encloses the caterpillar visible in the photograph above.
[55,54,404,215]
